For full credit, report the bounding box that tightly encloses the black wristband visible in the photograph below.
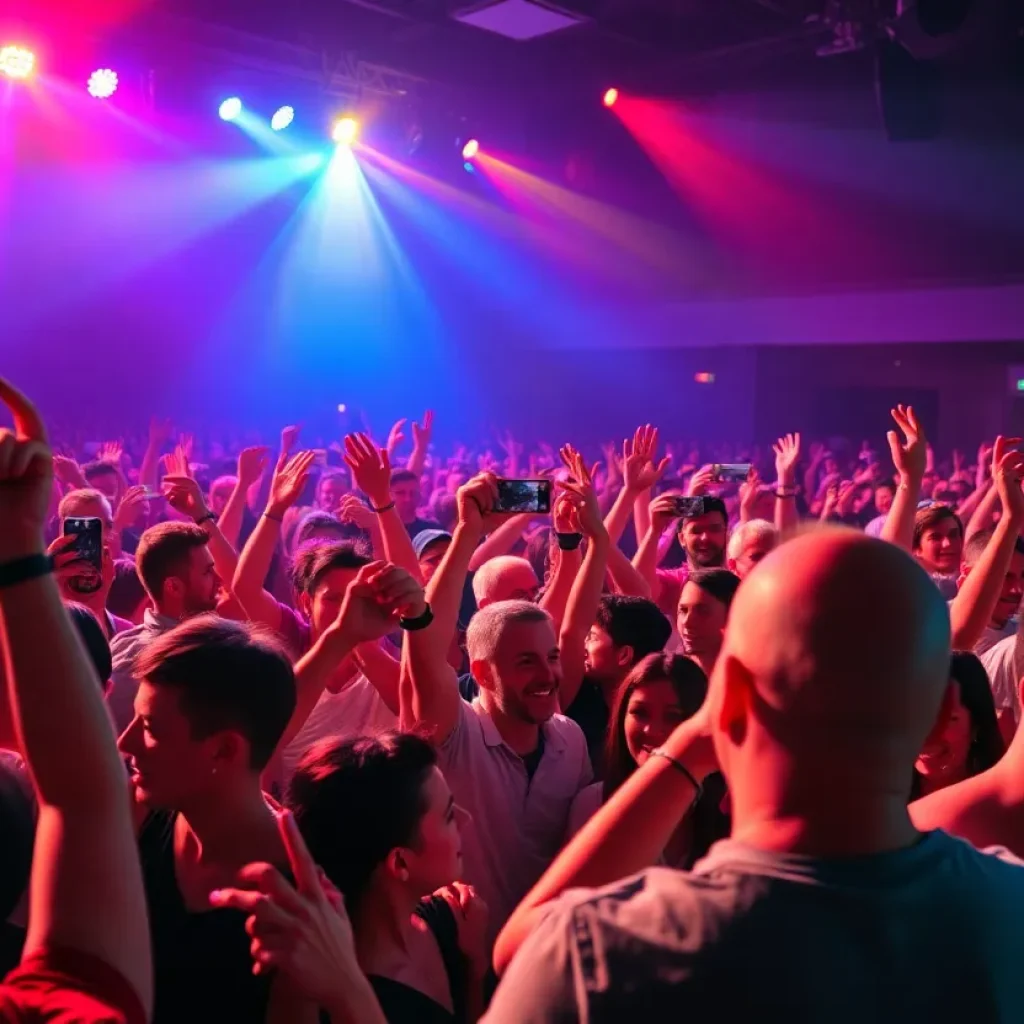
[0,554,54,590]
[195,512,217,527]
[263,512,284,523]
[555,531,583,551]
[371,501,396,514]
[399,603,434,631]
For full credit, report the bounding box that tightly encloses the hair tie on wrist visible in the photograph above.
[371,501,396,514]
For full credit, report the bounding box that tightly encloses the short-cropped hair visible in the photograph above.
[133,616,295,770]
[727,519,778,561]
[135,522,210,601]
[58,488,111,521]
[288,540,369,597]
[466,600,552,662]
[594,595,671,664]
[687,568,741,610]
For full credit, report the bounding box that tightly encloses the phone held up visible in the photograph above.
[711,463,752,484]
[62,516,103,571]
[495,479,553,515]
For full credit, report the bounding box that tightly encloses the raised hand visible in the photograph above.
[210,810,361,1004]
[162,475,211,523]
[162,442,192,480]
[280,424,302,457]
[456,472,502,534]
[649,493,682,535]
[342,433,391,508]
[773,432,801,485]
[412,410,435,449]
[558,445,605,540]
[334,562,425,644]
[237,446,270,487]
[622,424,670,494]
[552,491,580,535]
[0,376,53,558]
[435,882,489,978]
[992,436,1024,525]
[886,405,927,485]
[97,440,124,466]
[386,419,408,459]
[738,467,762,518]
[687,465,715,497]
[268,451,316,518]
[114,484,150,531]
[52,454,86,490]
[337,495,376,533]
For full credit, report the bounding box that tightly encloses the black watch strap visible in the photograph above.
[0,554,54,590]
[555,532,583,551]
[399,603,435,631]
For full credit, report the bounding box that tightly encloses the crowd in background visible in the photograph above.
[2,380,1024,1023]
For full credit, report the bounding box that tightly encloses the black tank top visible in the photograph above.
[138,810,276,1024]
[368,896,468,1024]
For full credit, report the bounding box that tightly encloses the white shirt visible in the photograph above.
[980,633,1024,723]
[280,674,397,779]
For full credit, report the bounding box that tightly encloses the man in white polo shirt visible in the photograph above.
[401,471,605,949]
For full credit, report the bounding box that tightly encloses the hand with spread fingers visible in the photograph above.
[210,811,370,1012]
[343,433,392,510]
[558,445,606,541]
[268,451,317,519]
[886,405,927,486]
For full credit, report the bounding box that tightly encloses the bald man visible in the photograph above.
[911,676,1024,857]
[486,531,1024,1022]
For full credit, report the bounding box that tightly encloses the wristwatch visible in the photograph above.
[399,604,435,631]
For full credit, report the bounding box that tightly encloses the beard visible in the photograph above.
[68,573,102,595]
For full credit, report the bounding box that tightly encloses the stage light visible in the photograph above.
[271,105,294,131]
[602,87,619,108]
[694,372,716,385]
[337,403,348,414]
[0,45,35,80]
[219,97,242,122]
[461,138,480,160]
[332,116,360,145]
[463,162,475,174]
[87,68,118,99]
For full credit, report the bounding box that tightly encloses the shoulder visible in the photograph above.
[545,712,588,747]
[109,624,148,663]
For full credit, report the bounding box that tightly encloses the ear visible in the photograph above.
[713,654,753,747]
[297,592,312,619]
[956,566,969,590]
[164,577,184,603]
[384,847,410,884]
[727,557,738,573]
[921,682,956,756]
[616,644,634,669]
[470,659,496,694]
[210,729,247,770]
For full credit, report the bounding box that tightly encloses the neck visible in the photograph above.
[728,768,919,858]
[480,696,541,755]
[152,601,182,622]
[690,650,719,679]
[178,779,277,863]
[352,884,421,962]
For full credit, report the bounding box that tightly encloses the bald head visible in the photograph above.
[472,556,540,608]
[713,529,951,789]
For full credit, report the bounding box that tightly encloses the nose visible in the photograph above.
[117,715,140,755]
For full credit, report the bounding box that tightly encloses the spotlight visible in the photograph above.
[271,105,294,131]
[602,87,619,108]
[463,162,476,174]
[87,68,118,99]
[332,116,360,145]
[219,97,242,122]
[0,45,35,80]
[461,138,480,160]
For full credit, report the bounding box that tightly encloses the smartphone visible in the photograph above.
[670,496,706,518]
[62,516,103,571]
[495,479,552,515]
[712,463,752,484]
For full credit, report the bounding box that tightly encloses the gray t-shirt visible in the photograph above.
[485,831,1024,1023]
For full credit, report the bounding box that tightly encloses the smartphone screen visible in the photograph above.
[712,463,752,484]
[62,517,103,571]
[670,496,706,518]
[495,479,552,514]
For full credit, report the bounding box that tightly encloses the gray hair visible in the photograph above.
[466,600,553,662]
[727,518,778,562]
[471,556,537,604]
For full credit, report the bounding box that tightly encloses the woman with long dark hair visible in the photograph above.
[287,732,485,1023]
[566,652,728,869]
[913,651,1005,799]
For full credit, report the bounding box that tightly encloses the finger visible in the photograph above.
[0,379,47,444]
[278,809,321,899]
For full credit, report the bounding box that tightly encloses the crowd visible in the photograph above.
[1,378,1024,1022]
